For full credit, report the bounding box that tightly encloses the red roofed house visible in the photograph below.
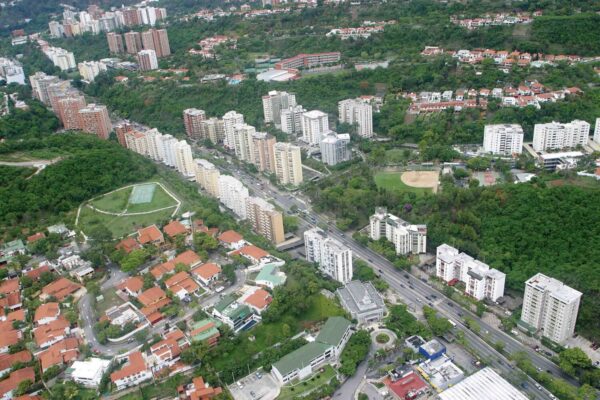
[150,261,176,280]
[34,302,60,325]
[138,287,171,324]
[384,367,428,400]
[38,337,80,372]
[0,321,21,354]
[137,225,164,246]
[116,237,141,254]
[0,279,19,295]
[138,287,168,307]
[110,351,152,390]
[217,230,245,250]
[24,265,50,281]
[117,276,144,297]
[33,316,71,348]
[164,272,200,300]
[7,309,25,323]
[151,250,203,280]
[27,232,45,244]
[163,221,188,238]
[40,277,84,301]
[178,376,222,400]
[0,367,35,400]
[231,245,269,264]
[0,350,31,377]
[242,288,272,314]
[148,329,190,373]
[0,292,22,311]
[191,263,221,286]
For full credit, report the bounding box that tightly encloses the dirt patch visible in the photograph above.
[401,170,439,193]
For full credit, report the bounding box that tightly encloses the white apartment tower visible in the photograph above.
[280,105,306,135]
[217,175,249,219]
[369,207,427,255]
[222,111,244,149]
[144,128,165,161]
[262,90,297,126]
[532,120,590,151]
[200,117,225,145]
[273,142,303,186]
[304,227,353,284]
[320,132,351,166]
[174,140,195,177]
[159,134,178,167]
[520,273,582,344]
[338,98,373,138]
[301,110,329,145]
[594,118,600,145]
[435,244,506,302]
[195,159,221,198]
[231,123,256,162]
[483,124,524,156]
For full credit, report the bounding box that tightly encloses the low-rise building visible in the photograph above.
[369,207,427,255]
[191,263,221,286]
[240,288,273,314]
[217,230,245,250]
[110,352,152,390]
[178,376,222,400]
[34,302,60,326]
[417,354,464,391]
[137,225,164,246]
[211,294,260,333]
[164,271,201,300]
[40,278,84,301]
[0,367,35,400]
[148,329,190,373]
[69,358,111,388]
[254,263,287,289]
[189,319,220,347]
[117,276,144,297]
[336,281,386,324]
[439,367,527,400]
[419,339,446,360]
[38,337,80,372]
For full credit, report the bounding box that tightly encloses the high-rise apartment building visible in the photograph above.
[122,8,141,26]
[47,81,74,115]
[77,61,107,82]
[483,124,524,155]
[304,227,353,284]
[338,98,373,138]
[532,120,590,151]
[251,132,276,173]
[78,103,112,139]
[222,111,244,149]
[124,130,148,155]
[107,32,124,54]
[280,105,306,135]
[114,121,134,147]
[195,159,221,198]
[30,72,60,104]
[231,123,256,162]
[142,28,170,58]
[301,110,329,145]
[144,128,165,161]
[435,244,506,302]
[594,118,600,145]
[369,207,427,255]
[273,142,303,186]
[137,49,158,71]
[57,95,86,130]
[245,196,285,244]
[520,273,582,344]
[49,21,65,38]
[200,118,225,145]
[43,47,76,71]
[124,31,143,54]
[320,132,351,166]
[174,140,195,177]
[183,108,206,139]
[218,175,249,219]
[262,90,297,126]
[159,134,178,167]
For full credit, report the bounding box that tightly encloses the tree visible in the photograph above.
[181,341,208,365]
[423,306,452,336]
[283,216,299,233]
[193,232,218,253]
[339,330,371,377]
[559,347,592,377]
[120,248,149,273]
[134,329,149,343]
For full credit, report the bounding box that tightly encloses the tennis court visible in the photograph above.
[129,183,157,204]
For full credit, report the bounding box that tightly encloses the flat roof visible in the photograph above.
[439,367,528,400]
[526,273,582,303]
[336,281,385,314]
[539,151,584,160]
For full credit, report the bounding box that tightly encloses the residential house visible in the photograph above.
[0,367,35,400]
[117,276,144,298]
[110,351,152,390]
[189,319,220,347]
[211,294,260,333]
[33,316,70,348]
[69,358,111,388]
[241,288,272,314]
[255,263,287,289]
[116,237,141,254]
[0,351,31,378]
[34,302,60,325]
[147,329,190,373]
[38,337,80,372]
[137,225,164,246]
[191,263,221,286]
[0,324,21,353]
[231,245,269,265]
[163,220,188,239]
[178,376,222,400]
[164,271,200,300]
[138,287,171,324]
[40,278,84,301]
[26,232,45,244]
[217,230,245,250]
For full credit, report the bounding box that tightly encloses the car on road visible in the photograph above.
[404,274,410,279]
[378,269,383,274]
[428,302,434,307]
[458,312,464,317]
[400,284,405,288]
[520,382,528,389]
[534,383,542,390]
[447,301,453,307]
[409,285,414,289]
[420,278,428,283]
[368,258,373,262]
[431,294,437,299]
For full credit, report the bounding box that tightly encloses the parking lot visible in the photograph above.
[229,370,281,400]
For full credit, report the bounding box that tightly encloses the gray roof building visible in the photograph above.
[336,280,386,325]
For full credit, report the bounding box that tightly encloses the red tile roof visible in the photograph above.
[34,302,60,324]
[0,329,21,349]
[231,245,269,261]
[41,278,82,301]
[138,225,164,245]
[24,265,50,281]
[138,287,167,307]
[7,309,25,322]
[183,376,222,400]
[0,278,19,295]
[117,276,144,294]
[39,337,79,371]
[164,272,199,295]
[0,351,31,373]
[243,289,272,311]
[33,316,70,347]
[191,263,221,281]
[163,221,188,238]
[151,261,176,280]
[172,250,202,267]
[27,232,45,243]
[0,292,22,309]
[111,352,148,383]
[218,230,243,244]
[0,367,35,398]
[116,237,141,254]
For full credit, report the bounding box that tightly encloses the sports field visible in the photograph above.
[374,170,438,196]
[76,182,181,238]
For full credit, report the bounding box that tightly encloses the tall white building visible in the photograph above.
[320,132,351,166]
[144,128,164,161]
[174,140,195,177]
[301,110,329,145]
[231,123,256,162]
[77,61,107,82]
[262,90,297,126]
[369,207,427,255]
[594,118,600,145]
[43,47,76,71]
[49,21,65,38]
[273,142,303,186]
[435,244,506,302]
[280,105,306,135]
[0,58,25,85]
[532,120,590,151]
[520,273,582,344]
[338,98,373,138]
[222,111,244,149]
[304,227,353,284]
[30,72,60,104]
[137,49,158,71]
[218,175,249,219]
[483,124,524,156]
[195,159,221,198]
[159,134,178,167]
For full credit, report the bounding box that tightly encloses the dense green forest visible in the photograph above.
[0,134,156,235]
[0,100,59,139]
[531,14,600,56]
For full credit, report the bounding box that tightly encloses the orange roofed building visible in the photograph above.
[151,250,202,280]
[27,232,45,244]
[148,329,190,373]
[164,271,200,300]
[0,367,35,400]
[110,351,152,390]
[178,376,222,400]
[34,302,60,325]
[40,277,84,301]
[191,263,221,286]
[242,288,273,314]
[0,350,31,376]
[217,230,244,250]
[116,237,141,254]
[38,337,79,372]
[117,276,144,297]
[231,245,269,264]
[163,220,188,238]
[138,225,164,246]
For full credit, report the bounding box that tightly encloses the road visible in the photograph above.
[196,149,567,400]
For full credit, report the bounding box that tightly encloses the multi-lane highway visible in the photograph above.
[201,151,575,400]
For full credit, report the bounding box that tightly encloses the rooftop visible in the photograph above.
[272,341,332,377]
[315,316,352,347]
[255,263,286,287]
[163,220,188,237]
[218,230,243,244]
[439,367,527,400]
[232,244,269,261]
[336,280,385,314]
[526,273,582,303]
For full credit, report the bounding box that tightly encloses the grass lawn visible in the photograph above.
[374,171,431,196]
[0,149,66,162]
[385,149,410,164]
[90,183,178,214]
[95,288,124,315]
[277,365,336,400]
[91,187,132,213]
[78,205,175,239]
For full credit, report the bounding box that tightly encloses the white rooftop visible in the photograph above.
[439,367,528,400]
[70,358,111,380]
[539,151,584,160]
[303,109,327,119]
[526,273,582,303]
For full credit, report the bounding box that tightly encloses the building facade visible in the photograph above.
[594,118,600,145]
[250,132,276,172]
[124,31,143,54]
[273,142,303,186]
[280,105,306,135]
[57,95,86,130]
[78,103,112,139]
[369,207,427,255]
[338,98,373,138]
[320,132,351,165]
[262,90,297,126]
[174,140,195,177]
[520,273,582,344]
[195,159,221,198]
[245,196,285,244]
[218,175,249,219]
[222,110,244,149]
[483,124,524,155]
[106,32,124,53]
[304,227,353,283]
[301,110,329,145]
[532,120,590,151]
[137,49,158,71]
[183,108,206,139]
